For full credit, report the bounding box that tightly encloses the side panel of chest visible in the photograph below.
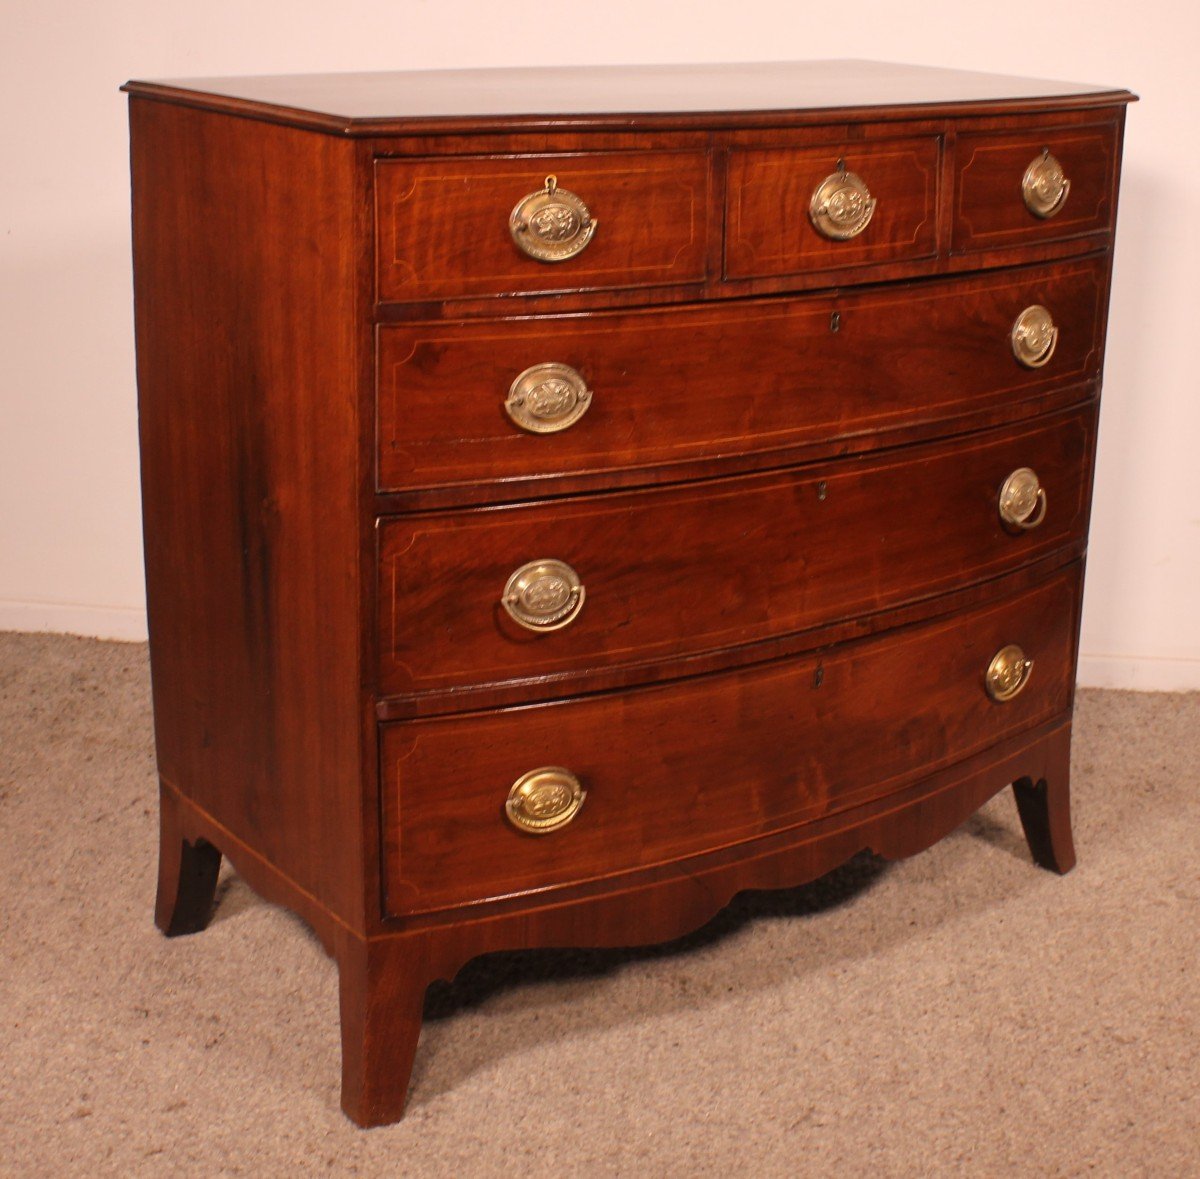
[129,100,371,930]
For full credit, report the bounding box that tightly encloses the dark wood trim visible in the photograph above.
[120,79,1135,139]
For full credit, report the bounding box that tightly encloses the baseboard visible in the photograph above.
[0,599,148,642]
[1077,653,1200,692]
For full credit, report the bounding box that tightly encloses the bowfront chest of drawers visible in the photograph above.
[124,61,1134,1125]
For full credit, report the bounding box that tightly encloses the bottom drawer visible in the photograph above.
[381,566,1082,917]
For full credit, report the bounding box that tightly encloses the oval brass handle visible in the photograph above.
[1011,304,1059,368]
[505,767,586,835]
[998,467,1048,531]
[509,174,596,262]
[502,559,585,632]
[809,161,877,240]
[986,644,1034,702]
[505,362,593,434]
[1022,149,1071,219]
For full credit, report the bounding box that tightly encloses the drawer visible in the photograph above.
[725,136,940,281]
[377,255,1107,496]
[953,121,1119,253]
[377,404,1095,699]
[375,152,710,302]
[381,564,1081,915]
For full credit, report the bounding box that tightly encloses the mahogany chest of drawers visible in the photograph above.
[123,61,1134,1125]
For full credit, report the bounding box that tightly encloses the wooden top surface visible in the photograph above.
[122,60,1135,136]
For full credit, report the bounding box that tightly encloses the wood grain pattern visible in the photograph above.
[726,136,941,279]
[954,120,1118,253]
[130,98,372,933]
[377,403,1095,701]
[377,254,1107,497]
[373,552,1085,721]
[375,151,710,301]
[121,60,1134,138]
[381,564,1082,915]
[127,64,1130,1127]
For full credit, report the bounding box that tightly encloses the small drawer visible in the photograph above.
[375,151,710,302]
[724,136,940,281]
[377,404,1096,700]
[953,121,1119,253]
[381,565,1081,915]
[377,255,1107,496]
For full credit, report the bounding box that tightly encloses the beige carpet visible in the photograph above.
[2,631,1198,1177]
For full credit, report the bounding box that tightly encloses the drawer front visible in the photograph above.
[725,136,940,280]
[953,122,1118,253]
[378,404,1095,699]
[381,565,1081,915]
[375,152,710,302]
[378,255,1106,495]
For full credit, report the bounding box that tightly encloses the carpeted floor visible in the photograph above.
[1,631,1197,1177]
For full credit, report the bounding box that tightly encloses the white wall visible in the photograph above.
[2,1,1197,686]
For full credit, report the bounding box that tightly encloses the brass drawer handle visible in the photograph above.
[505,362,593,434]
[809,160,877,241]
[509,174,596,262]
[986,644,1034,702]
[1022,149,1071,219]
[502,559,585,632]
[506,767,586,835]
[1011,304,1059,368]
[998,467,1048,531]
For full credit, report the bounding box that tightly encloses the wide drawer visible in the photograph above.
[953,121,1119,254]
[377,403,1095,700]
[724,136,940,281]
[377,255,1107,496]
[375,151,710,302]
[381,564,1081,915]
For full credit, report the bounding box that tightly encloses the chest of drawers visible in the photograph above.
[124,61,1134,1126]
